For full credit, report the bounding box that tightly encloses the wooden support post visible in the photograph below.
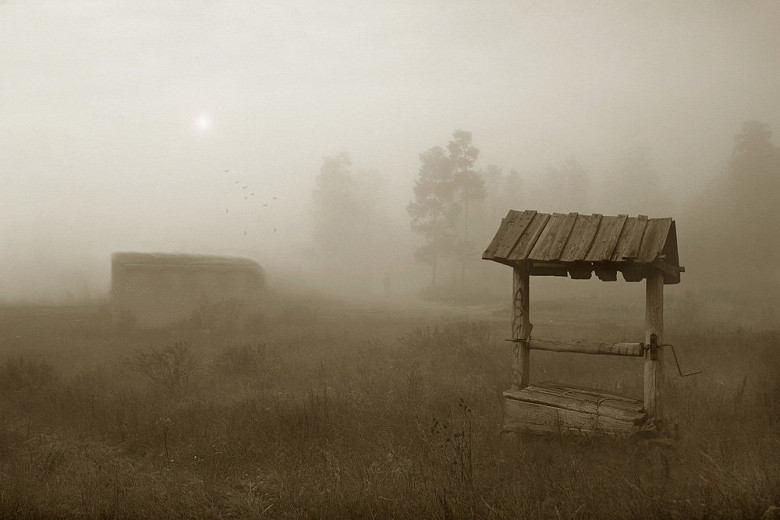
[644,269,664,418]
[512,263,531,389]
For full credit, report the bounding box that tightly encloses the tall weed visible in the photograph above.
[125,341,196,394]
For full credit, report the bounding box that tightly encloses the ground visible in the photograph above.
[0,290,777,519]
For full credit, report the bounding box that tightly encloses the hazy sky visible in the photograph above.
[1,0,779,299]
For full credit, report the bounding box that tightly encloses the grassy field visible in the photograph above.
[0,289,777,519]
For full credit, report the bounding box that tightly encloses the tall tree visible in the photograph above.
[687,121,780,284]
[449,131,485,240]
[407,146,459,287]
[729,121,778,187]
[312,153,390,264]
[724,121,780,274]
[448,131,486,288]
[312,153,358,255]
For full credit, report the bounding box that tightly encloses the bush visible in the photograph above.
[125,341,196,393]
[398,325,445,350]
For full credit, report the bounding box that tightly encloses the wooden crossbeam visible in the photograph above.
[528,337,644,357]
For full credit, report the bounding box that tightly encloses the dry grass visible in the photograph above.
[0,293,777,519]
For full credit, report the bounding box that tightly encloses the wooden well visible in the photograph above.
[482,210,684,436]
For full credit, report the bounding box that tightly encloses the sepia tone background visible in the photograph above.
[0,1,778,518]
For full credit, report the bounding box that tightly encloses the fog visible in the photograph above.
[2,1,779,302]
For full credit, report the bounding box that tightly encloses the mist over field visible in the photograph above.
[1,0,779,304]
[1,2,779,519]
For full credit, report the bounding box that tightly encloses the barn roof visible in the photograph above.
[482,210,683,284]
[112,252,261,269]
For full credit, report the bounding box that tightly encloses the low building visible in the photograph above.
[111,252,265,329]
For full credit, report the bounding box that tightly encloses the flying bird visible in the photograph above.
[225,208,229,214]
[273,227,277,233]
[224,169,231,173]
[272,196,277,200]
[242,186,248,189]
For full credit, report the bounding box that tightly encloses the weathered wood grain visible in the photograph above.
[511,264,531,389]
[482,215,509,260]
[560,214,602,262]
[483,210,536,260]
[483,210,681,285]
[528,212,578,261]
[503,394,641,436]
[533,382,639,404]
[644,270,664,418]
[504,385,645,422]
[611,215,648,262]
[637,218,672,263]
[507,212,551,261]
[529,337,643,357]
[584,215,628,262]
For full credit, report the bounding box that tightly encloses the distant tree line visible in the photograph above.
[311,152,391,291]
[406,131,484,290]
[687,120,780,286]
[311,120,779,298]
[406,130,597,298]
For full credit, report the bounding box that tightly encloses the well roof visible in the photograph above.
[482,210,683,284]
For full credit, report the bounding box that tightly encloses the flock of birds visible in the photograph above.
[220,169,279,236]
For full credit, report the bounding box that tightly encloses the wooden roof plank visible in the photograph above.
[507,212,551,262]
[637,218,673,263]
[548,212,579,260]
[527,213,564,261]
[482,212,512,259]
[583,214,628,262]
[528,212,578,261]
[559,214,602,262]
[483,210,681,284]
[610,215,648,262]
[482,210,536,260]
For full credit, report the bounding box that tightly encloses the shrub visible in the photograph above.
[125,341,196,393]
[398,325,445,350]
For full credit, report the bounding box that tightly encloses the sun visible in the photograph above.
[194,113,212,132]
